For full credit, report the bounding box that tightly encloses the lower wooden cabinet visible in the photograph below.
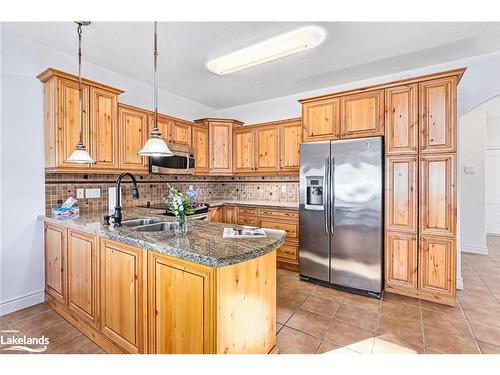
[148,253,213,354]
[44,224,67,304]
[419,236,456,298]
[208,206,222,222]
[100,239,147,354]
[222,205,237,224]
[67,230,99,328]
[385,232,417,290]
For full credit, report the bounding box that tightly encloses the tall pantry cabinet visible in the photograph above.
[384,72,460,306]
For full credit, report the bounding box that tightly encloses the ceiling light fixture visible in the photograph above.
[66,21,95,164]
[138,21,173,157]
[206,26,326,75]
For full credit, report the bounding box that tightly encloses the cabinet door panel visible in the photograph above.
[67,230,99,327]
[385,85,418,155]
[149,255,212,354]
[208,207,222,222]
[149,114,171,143]
[170,121,192,146]
[192,125,209,174]
[280,120,302,171]
[209,123,232,173]
[385,232,417,290]
[419,236,455,296]
[233,128,255,173]
[303,98,340,142]
[90,87,119,169]
[100,239,146,354]
[44,224,67,304]
[119,106,148,170]
[223,206,237,224]
[385,156,417,232]
[57,79,90,168]
[420,154,456,237]
[341,90,384,138]
[419,78,456,153]
[255,125,279,172]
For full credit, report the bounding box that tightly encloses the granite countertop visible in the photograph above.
[40,207,286,268]
[206,200,299,210]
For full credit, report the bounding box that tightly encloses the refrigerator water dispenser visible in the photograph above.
[306,176,323,205]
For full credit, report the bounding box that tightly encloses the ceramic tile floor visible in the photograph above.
[276,235,500,354]
[1,236,499,354]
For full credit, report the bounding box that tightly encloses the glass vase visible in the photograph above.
[174,213,188,236]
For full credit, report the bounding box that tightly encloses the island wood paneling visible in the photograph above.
[44,224,67,305]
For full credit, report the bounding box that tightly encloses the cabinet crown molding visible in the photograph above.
[194,118,244,127]
[37,67,124,95]
[298,67,466,104]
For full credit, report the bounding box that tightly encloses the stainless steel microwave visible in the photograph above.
[149,144,195,174]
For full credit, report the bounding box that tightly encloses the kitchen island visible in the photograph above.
[40,208,285,354]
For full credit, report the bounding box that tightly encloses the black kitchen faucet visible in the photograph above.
[104,172,140,227]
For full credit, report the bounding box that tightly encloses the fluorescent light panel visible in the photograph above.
[206,26,326,75]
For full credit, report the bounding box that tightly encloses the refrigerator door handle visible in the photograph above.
[324,157,330,235]
[330,156,335,235]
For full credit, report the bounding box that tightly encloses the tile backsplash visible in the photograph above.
[45,173,299,213]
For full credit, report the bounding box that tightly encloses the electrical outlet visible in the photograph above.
[85,188,101,199]
[76,189,84,199]
[281,185,286,193]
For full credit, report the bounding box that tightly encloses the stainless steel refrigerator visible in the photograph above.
[299,137,383,297]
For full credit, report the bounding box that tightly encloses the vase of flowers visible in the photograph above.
[164,185,193,235]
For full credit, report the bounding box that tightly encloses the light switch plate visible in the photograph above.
[85,188,101,199]
[76,189,85,199]
[464,165,476,175]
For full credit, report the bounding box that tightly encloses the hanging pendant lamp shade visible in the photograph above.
[66,21,95,164]
[138,21,173,157]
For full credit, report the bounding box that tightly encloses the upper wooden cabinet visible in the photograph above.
[419,77,456,153]
[44,224,67,305]
[38,68,123,173]
[67,229,99,329]
[195,118,243,175]
[255,125,279,173]
[100,239,147,354]
[385,84,418,155]
[90,87,119,170]
[385,156,417,233]
[280,119,302,172]
[302,98,340,142]
[170,120,192,147]
[192,123,209,174]
[419,153,456,237]
[233,127,255,173]
[118,104,148,172]
[340,89,384,139]
[148,114,171,143]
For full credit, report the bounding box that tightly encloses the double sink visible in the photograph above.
[121,218,177,232]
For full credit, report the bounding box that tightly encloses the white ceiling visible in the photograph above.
[3,22,500,109]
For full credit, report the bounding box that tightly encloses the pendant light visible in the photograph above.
[138,22,173,157]
[66,21,95,164]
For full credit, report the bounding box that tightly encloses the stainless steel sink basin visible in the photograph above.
[121,218,161,227]
[132,222,177,232]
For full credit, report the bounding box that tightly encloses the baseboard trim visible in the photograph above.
[0,289,45,316]
[461,243,488,255]
[456,275,464,290]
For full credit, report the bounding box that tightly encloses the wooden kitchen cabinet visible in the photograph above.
[208,206,222,222]
[419,236,456,300]
[222,205,237,224]
[195,118,243,175]
[148,113,171,143]
[44,223,67,305]
[279,118,302,172]
[118,104,148,172]
[385,231,418,291]
[233,127,255,173]
[419,77,456,154]
[340,89,384,139]
[67,229,99,328]
[38,68,123,173]
[419,153,456,237]
[192,123,209,174]
[255,125,279,172]
[385,84,418,155]
[169,120,192,147]
[90,87,119,170]
[385,156,417,233]
[302,98,340,142]
[148,253,213,354]
[100,239,147,354]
